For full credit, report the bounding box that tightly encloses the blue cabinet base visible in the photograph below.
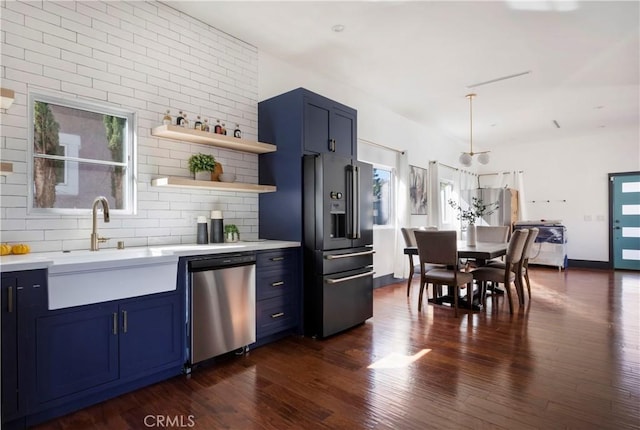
[25,366,183,427]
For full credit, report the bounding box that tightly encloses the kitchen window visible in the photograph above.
[28,93,136,215]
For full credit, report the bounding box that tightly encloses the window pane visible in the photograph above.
[33,161,125,210]
[34,102,126,163]
[373,168,392,225]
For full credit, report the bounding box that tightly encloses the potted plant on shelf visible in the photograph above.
[224,224,239,242]
[448,197,499,246]
[188,153,216,181]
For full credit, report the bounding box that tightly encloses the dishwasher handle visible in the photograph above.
[188,253,256,271]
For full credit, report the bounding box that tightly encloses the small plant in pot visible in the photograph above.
[224,224,239,242]
[188,153,216,181]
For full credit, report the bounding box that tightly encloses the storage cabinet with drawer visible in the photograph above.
[255,248,301,344]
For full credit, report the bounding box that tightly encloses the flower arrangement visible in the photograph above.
[448,197,499,225]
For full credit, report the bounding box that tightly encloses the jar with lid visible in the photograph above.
[214,119,222,134]
[194,116,203,131]
[162,110,172,126]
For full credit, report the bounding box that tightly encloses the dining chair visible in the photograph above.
[489,227,539,303]
[471,229,529,314]
[401,226,438,297]
[415,230,473,317]
[476,225,510,243]
[466,225,510,270]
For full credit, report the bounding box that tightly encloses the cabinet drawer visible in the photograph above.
[256,295,297,338]
[256,270,295,301]
[256,249,297,271]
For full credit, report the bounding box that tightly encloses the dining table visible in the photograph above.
[404,241,508,311]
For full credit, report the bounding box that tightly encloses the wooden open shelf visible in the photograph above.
[0,162,13,175]
[151,177,276,193]
[151,124,276,154]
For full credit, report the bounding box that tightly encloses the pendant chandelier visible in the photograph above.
[459,93,490,167]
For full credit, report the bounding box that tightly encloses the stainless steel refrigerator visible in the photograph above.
[303,153,375,338]
[461,188,518,227]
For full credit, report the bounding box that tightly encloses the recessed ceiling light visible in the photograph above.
[332,24,345,33]
[595,106,604,109]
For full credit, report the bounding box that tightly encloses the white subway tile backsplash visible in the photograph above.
[1,0,259,251]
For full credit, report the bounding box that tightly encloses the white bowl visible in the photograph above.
[219,173,236,183]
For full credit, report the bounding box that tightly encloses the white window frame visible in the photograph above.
[28,92,137,215]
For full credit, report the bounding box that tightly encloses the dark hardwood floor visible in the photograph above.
[32,267,639,430]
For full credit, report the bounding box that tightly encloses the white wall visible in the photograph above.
[0,1,260,252]
[478,126,639,262]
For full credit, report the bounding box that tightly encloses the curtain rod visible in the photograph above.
[432,161,476,175]
[478,170,524,177]
[359,138,405,154]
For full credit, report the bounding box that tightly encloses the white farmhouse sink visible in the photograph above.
[46,248,179,310]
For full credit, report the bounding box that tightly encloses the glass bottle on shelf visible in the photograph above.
[233,124,241,138]
[221,123,227,135]
[214,119,222,134]
[194,116,203,131]
[203,119,210,132]
[182,113,189,128]
[162,110,172,126]
[176,111,184,126]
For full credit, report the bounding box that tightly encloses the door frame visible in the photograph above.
[608,171,640,269]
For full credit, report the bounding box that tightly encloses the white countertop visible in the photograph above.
[0,240,301,273]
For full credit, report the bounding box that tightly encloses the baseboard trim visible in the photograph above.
[567,259,611,270]
[374,274,403,289]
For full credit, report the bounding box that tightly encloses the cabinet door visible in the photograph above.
[1,276,18,421]
[119,293,182,378]
[35,304,119,403]
[331,107,356,158]
[304,98,331,154]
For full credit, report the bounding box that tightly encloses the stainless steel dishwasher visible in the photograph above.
[187,252,256,368]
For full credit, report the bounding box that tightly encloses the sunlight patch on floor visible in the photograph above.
[367,349,431,369]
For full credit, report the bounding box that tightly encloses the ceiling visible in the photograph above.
[168,1,639,151]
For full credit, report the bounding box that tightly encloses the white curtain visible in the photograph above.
[394,150,410,278]
[515,171,528,221]
[459,169,477,191]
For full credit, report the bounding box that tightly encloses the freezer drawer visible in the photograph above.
[320,267,374,338]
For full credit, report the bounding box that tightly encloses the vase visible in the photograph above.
[466,224,477,247]
[194,171,210,181]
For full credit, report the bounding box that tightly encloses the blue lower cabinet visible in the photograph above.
[28,290,184,426]
[1,269,48,429]
[35,304,120,403]
[119,293,182,378]
[254,248,301,344]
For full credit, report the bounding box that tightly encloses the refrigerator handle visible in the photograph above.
[353,165,360,239]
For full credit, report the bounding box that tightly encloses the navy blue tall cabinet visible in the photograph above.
[258,87,357,242]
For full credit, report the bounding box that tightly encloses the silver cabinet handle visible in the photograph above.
[271,281,284,287]
[270,257,285,262]
[326,250,375,260]
[7,286,13,313]
[326,270,375,284]
[271,312,285,319]
[122,310,128,333]
[112,313,118,335]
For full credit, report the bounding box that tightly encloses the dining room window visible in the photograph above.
[373,166,393,226]
[29,93,136,214]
